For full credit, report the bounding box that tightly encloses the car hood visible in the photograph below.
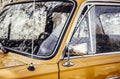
[0,53,27,69]
[0,50,44,69]
[0,51,58,79]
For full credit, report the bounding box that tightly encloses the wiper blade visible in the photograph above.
[0,43,8,54]
[4,46,32,56]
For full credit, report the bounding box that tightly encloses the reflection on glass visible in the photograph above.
[70,18,90,56]
[96,6,120,53]
[0,1,74,57]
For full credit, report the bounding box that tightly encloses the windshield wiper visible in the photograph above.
[0,43,8,54]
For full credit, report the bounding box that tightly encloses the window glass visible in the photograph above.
[69,5,120,56]
[70,17,90,56]
[69,5,98,56]
[96,6,120,53]
[0,1,74,58]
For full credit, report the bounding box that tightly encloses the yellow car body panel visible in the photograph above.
[59,53,120,79]
[0,0,120,79]
[0,52,58,79]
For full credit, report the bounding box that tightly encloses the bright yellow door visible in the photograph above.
[59,53,120,79]
[58,2,120,79]
[22,63,59,79]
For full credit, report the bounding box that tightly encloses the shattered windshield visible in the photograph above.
[0,1,74,58]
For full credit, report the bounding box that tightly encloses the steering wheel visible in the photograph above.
[38,32,50,40]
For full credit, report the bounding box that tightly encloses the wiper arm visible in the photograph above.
[0,43,8,54]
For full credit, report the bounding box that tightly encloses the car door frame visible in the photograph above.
[58,1,120,79]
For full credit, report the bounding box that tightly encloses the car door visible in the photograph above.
[59,2,120,79]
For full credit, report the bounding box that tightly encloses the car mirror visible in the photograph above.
[63,43,88,67]
[62,43,74,67]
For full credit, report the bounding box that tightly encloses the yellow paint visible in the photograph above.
[59,54,120,79]
[0,0,120,79]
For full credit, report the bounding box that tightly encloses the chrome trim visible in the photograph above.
[88,5,96,54]
[87,0,120,3]
[63,52,120,59]
[87,2,120,6]
[106,76,120,79]
[63,61,74,67]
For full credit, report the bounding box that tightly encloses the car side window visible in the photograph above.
[68,5,120,57]
[95,6,120,53]
[70,16,90,56]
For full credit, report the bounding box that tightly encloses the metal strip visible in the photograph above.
[106,76,120,79]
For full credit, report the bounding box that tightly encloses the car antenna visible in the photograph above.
[27,0,36,71]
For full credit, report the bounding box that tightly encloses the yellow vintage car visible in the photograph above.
[0,0,120,79]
